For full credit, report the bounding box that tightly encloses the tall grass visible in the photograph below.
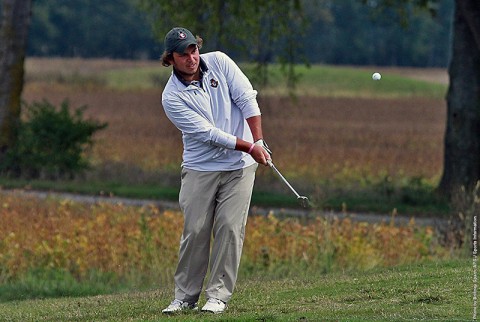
[0,194,452,300]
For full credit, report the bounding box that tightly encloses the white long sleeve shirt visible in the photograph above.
[161,51,261,171]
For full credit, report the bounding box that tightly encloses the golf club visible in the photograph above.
[267,159,309,208]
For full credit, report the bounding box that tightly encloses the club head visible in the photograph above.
[298,196,310,208]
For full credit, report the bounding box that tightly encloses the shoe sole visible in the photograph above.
[202,310,225,314]
[162,307,198,314]
[201,307,227,314]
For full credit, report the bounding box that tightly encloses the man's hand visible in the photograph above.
[235,136,272,166]
[254,139,272,158]
[249,144,271,166]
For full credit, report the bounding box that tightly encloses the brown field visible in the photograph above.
[21,58,447,191]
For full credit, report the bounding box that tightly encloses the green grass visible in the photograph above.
[101,64,447,99]
[103,67,170,90]
[0,269,123,303]
[0,176,450,215]
[277,64,446,99]
[0,177,175,201]
[0,177,300,209]
[319,179,451,217]
[0,259,471,321]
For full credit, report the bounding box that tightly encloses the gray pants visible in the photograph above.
[174,164,257,304]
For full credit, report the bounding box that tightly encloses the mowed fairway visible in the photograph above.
[0,259,471,321]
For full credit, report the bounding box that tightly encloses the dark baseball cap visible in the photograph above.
[164,27,197,54]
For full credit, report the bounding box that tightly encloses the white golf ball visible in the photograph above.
[372,72,381,81]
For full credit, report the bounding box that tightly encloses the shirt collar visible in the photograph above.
[173,57,208,88]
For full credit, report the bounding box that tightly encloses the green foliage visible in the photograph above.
[360,0,440,26]
[308,0,452,67]
[0,100,107,179]
[137,0,307,87]
[28,0,157,58]
[26,0,453,68]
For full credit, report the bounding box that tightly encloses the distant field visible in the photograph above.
[25,57,448,98]
[21,58,448,212]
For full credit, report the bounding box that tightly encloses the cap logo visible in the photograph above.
[178,32,187,39]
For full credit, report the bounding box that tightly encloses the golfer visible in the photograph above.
[160,27,271,314]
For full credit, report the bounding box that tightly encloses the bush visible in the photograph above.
[0,99,107,179]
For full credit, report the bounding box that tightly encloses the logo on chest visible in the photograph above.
[210,78,218,88]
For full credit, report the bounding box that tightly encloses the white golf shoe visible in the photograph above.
[162,299,198,314]
[201,298,227,314]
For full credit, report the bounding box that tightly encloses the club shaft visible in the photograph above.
[267,160,301,198]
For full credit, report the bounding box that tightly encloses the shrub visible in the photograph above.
[0,99,107,179]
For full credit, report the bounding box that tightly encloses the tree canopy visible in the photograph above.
[25,0,453,68]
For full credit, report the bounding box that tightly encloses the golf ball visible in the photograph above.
[372,72,381,81]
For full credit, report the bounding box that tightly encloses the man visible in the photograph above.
[160,27,272,314]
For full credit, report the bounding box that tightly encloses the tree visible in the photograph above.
[0,0,32,159]
[28,0,158,59]
[438,0,480,198]
[22,0,451,66]
[137,0,309,87]
[361,0,479,199]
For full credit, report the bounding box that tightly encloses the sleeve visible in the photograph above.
[162,93,237,149]
[216,52,261,119]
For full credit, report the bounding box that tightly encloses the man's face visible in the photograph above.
[170,44,200,79]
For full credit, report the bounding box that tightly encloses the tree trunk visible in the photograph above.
[0,0,32,157]
[438,0,480,198]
